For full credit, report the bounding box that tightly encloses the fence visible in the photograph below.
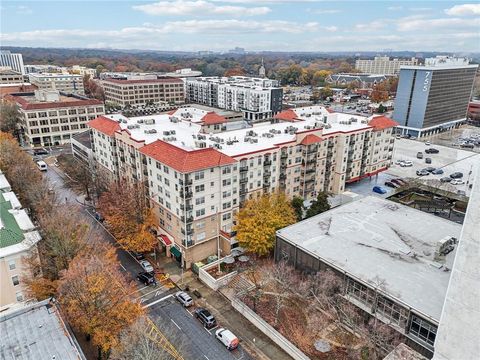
[198,259,238,291]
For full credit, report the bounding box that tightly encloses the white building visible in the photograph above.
[28,73,85,95]
[355,56,419,75]
[424,56,470,67]
[0,50,25,75]
[70,65,97,78]
[88,105,397,267]
[185,76,283,121]
[0,172,42,312]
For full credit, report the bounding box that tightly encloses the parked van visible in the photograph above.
[416,152,423,159]
[215,328,239,350]
[36,160,48,171]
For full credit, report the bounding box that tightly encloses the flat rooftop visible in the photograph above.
[400,64,479,71]
[277,196,463,321]
[0,299,84,360]
[72,130,92,149]
[102,105,373,157]
[5,92,102,110]
[28,72,82,78]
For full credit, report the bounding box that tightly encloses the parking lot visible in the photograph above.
[423,125,480,154]
[346,138,480,198]
[148,296,251,360]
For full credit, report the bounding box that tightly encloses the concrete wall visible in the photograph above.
[231,297,310,360]
[198,259,238,291]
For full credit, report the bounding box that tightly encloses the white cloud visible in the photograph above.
[133,1,270,16]
[16,5,32,15]
[409,7,431,12]
[396,15,480,31]
[312,9,341,14]
[388,6,402,11]
[444,4,480,16]
[355,20,385,31]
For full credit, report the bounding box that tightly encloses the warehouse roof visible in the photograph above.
[277,196,462,321]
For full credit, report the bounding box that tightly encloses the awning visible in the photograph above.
[170,246,181,258]
[159,234,172,246]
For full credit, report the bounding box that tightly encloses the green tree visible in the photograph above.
[235,193,296,256]
[0,102,20,135]
[377,104,386,113]
[319,86,334,100]
[291,196,304,221]
[305,192,330,219]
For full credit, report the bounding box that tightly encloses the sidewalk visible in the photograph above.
[160,257,293,360]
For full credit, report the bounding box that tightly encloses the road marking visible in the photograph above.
[155,290,162,297]
[170,319,181,330]
[204,356,210,360]
[143,294,173,308]
[119,263,126,271]
[140,298,146,304]
[135,287,162,301]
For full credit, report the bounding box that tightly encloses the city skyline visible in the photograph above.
[1,1,479,52]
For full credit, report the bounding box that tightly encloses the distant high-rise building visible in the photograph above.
[355,56,419,75]
[228,47,246,55]
[0,50,25,75]
[258,58,266,78]
[392,58,478,138]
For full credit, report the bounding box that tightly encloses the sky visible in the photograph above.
[1,1,479,52]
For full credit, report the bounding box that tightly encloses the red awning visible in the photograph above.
[159,234,172,246]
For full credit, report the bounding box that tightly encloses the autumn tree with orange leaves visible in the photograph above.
[98,182,157,253]
[58,244,143,359]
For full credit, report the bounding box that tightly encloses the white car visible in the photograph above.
[175,291,193,307]
[395,160,404,165]
[451,179,465,185]
[425,141,431,146]
[215,328,239,350]
[400,161,413,167]
[139,260,154,273]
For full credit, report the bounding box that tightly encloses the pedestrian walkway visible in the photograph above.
[159,257,293,360]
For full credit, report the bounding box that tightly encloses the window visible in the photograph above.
[8,260,16,270]
[222,202,231,210]
[196,208,205,217]
[194,171,204,180]
[222,167,231,175]
[376,295,409,327]
[16,292,24,302]
[409,315,437,346]
[222,179,231,186]
[195,197,205,205]
[346,278,375,306]
[222,213,231,221]
[195,184,205,192]
[197,232,206,241]
[163,165,169,174]
[164,178,170,186]
[12,275,20,286]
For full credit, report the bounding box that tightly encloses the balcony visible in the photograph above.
[182,238,195,247]
[306,159,316,165]
[327,142,334,148]
[263,159,272,166]
[306,169,316,174]
[179,179,193,186]
[239,177,248,184]
[181,227,194,236]
[280,153,288,159]
[180,190,193,199]
[239,187,247,195]
[307,148,317,154]
[239,166,249,172]
[180,203,193,211]
[181,215,194,223]
[279,173,287,180]
[264,171,271,177]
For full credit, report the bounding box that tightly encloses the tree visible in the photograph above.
[234,193,296,256]
[305,191,330,218]
[0,102,20,135]
[224,67,246,77]
[291,196,304,221]
[370,81,389,103]
[97,182,157,252]
[58,244,143,358]
[311,70,331,87]
[319,86,333,100]
[377,104,386,113]
[111,317,187,360]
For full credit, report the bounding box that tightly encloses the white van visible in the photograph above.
[215,328,239,350]
[36,160,48,171]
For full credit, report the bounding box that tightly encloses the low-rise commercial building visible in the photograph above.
[185,76,283,121]
[101,77,184,106]
[0,172,42,312]
[355,56,419,75]
[0,69,24,84]
[28,72,85,95]
[0,298,86,359]
[275,196,463,357]
[325,73,390,89]
[88,105,396,268]
[5,90,104,147]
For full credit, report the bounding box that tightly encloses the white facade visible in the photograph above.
[29,73,85,95]
[424,56,470,67]
[0,51,25,75]
[355,56,419,75]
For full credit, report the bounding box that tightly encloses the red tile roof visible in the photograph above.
[102,77,183,85]
[4,93,102,110]
[368,116,398,130]
[88,116,121,136]
[201,112,226,125]
[139,140,236,173]
[167,109,177,115]
[273,109,298,122]
[300,134,322,145]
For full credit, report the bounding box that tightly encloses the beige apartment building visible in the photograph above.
[355,56,419,75]
[5,90,104,147]
[101,77,184,106]
[0,171,41,312]
[28,72,85,95]
[88,106,396,268]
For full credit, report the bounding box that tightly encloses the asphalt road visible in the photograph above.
[148,296,251,360]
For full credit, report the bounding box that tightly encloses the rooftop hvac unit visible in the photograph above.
[170,130,176,135]
[244,136,251,142]
[195,141,207,148]
[349,117,358,122]
[163,130,171,135]
[361,120,368,124]
[304,125,312,129]
[325,124,332,129]
[137,119,144,124]
[144,129,157,134]
[144,119,155,125]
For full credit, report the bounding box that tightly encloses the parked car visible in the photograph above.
[391,179,406,186]
[440,177,452,183]
[195,308,217,329]
[33,148,49,156]
[215,328,239,350]
[139,259,154,273]
[450,172,464,179]
[175,291,193,307]
[372,186,387,194]
[131,251,145,261]
[416,152,424,159]
[461,143,474,149]
[451,179,465,185]
[384,181,397,188]
[425,141,431,146]
[425,157,432,164]
[137,271,156,286]
[424,167,436,173]
[416,169,430,176]
[425,148,439,154]
[400,161,413,167]
[432,168,444,175]
[36,160,48,171]
[395,159,404,165]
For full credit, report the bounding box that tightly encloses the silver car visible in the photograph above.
[175,291,193,307]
